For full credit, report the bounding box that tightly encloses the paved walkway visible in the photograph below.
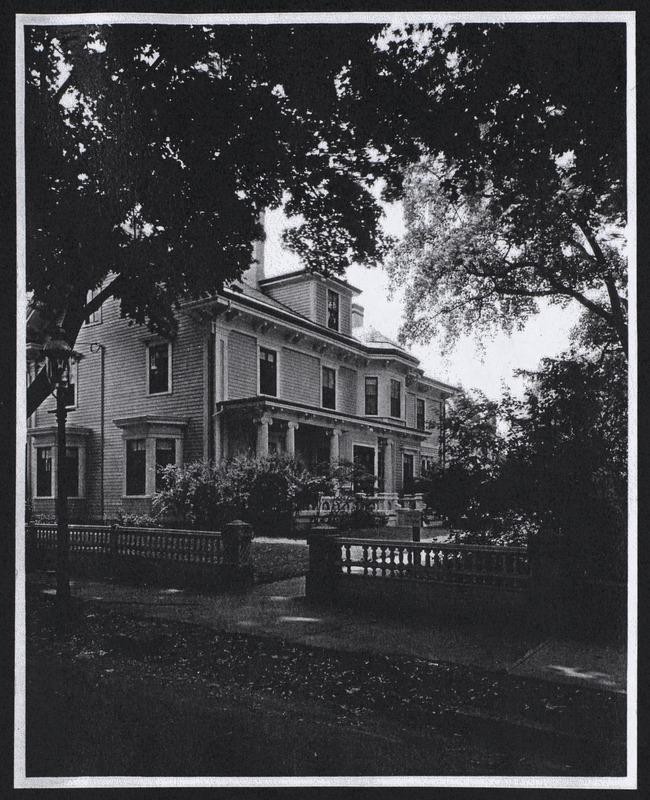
[37,572,627,695]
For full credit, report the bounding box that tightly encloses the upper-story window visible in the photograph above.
[322,366,336,409]
[259,347,277,396]
[365,377,378,415]
[416,398,426,430]
[60,362,77,410]
[390,379,401,418]
[85,288,102,325]
[327,289,339,331]
[148,342,171,395]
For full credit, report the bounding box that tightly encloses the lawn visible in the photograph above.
[251,538,309,585]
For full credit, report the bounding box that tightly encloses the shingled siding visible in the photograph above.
[338,366,358,415]
[31,296,208,520]
[264,281,312,319]
[281,347,320,406]
[228,331,258,399]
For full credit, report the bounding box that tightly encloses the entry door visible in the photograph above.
[353,445,376,494]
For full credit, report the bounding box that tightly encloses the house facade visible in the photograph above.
[27,253,456,522]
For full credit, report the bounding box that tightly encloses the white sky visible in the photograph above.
[263,206,579,400]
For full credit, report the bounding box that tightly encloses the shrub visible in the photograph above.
[152,454,321,536]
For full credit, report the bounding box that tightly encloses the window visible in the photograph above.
[403,453,415,492]
[421,456,435,476]
[60,363,77,409]
[416,398,425,430]
[65,447,79,497]
[259,347,277,396]
[36,447,52,497]
[148,342,171,395]
[155,438,176,491]
[322,367,336,409]
[327,289,339,331]
[390,379,401,418]
[85,288,102,325]
[126,439,146,495]
[365,377,378,415]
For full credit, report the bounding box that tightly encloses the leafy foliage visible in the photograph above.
[25,23,413,416]
[421,390,500,527]
[387,23,627,356]
[153,454,325,535]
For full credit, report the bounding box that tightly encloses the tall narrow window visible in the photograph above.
[327,289,339,331]
[155,439,176,491]
[65,447,79,497]
[126,439,146,495]
[403,453,415,493]
[390,379,401,418]
[148,343,170,395]
[259,347,277,396]
[322,367,336,409]
[61,364,76,409]
[365,377,378,415]
[36,447,52,497]
[416,398,425,430]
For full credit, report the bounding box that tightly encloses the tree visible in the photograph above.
[25,23,413,417]
[422,389,500,527]
[386,23,627,357]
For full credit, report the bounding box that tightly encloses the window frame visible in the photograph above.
[364,376,378,416]
[390,379,402,419]
[258,345,278,397]
[416,397,426,430]
[327,289,340,331]
[35,446,53,498]
[155,437,177,492]
[146,341,173,396]
[125,438,147,497]
[322,365,337,410]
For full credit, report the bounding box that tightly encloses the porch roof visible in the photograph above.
[217,397,429,441]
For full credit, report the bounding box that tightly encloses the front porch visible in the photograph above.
[216,397,429,496]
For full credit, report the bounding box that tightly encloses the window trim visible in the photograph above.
[29,426,89,501]
[327,288,340,332]
[321,364,337,410]
[258,345,279,397]
[364,375,379,416]
[146,341,173,397]
[390,378,402,419]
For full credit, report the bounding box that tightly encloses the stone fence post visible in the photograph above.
[223,520,254,588]
[306,525,341,604]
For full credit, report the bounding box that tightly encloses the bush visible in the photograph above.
[152,454,323,536]
[116,511,163,529]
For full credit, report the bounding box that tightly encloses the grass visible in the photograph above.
[251,538,309,585]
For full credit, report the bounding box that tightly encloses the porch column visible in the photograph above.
[286,421,299,457]
[256,415,272,457]
[384,438,394,494]
[329,427,342,465]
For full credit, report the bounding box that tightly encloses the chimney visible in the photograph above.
[352,302,365,329]
[242,211,266,288]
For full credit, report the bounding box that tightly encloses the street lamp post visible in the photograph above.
[42,334,81,604]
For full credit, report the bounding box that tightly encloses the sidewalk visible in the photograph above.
[34,572,627,695]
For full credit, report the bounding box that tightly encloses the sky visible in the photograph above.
[262,206,579,400]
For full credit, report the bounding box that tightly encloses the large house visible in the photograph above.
[27,245,456,522]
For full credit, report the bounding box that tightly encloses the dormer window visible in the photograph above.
[327,289,339,331]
